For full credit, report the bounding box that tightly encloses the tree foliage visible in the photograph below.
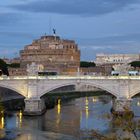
[0,59,7,69]
[92,110,139,140]
[80,61,96,67]
[130,61,140,68]
[8,63,20,68]
[0,59,9,76]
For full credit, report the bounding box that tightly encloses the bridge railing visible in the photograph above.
[1,75,140,80]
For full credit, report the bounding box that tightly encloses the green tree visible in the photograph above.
[80,61,96,67]
[0,59,9,76]
[130,61,140,68]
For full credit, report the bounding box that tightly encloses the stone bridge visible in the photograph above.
[0,75,140,115]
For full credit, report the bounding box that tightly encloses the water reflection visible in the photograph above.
[137,100,140,106]
[57,99,61,115]
[0,111,23,130]
[132,97,140,116]
[0,110,4,129]
[1,95,140,140]
[16,134,37,140]
[56,99,61,128]
[18,110,23,128]
[0,116,4,129]
[92,97,98,103]
[85,97,89,119]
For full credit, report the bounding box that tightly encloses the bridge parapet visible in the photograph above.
[1,75,140,80]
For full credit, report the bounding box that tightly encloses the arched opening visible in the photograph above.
[40,82,118,98]
[129,91,140,116]
[131,91,140,98]
[0,86,25,111]
[40,83,117,110]
[37,84,117,136]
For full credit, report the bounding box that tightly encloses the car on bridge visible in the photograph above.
[111,71,120,76]
[128,71,139,76]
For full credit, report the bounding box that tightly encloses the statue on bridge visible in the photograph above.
[113,63,132,75]
[27,62,44,76]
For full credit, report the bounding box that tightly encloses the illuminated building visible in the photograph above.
[20,35,80,75]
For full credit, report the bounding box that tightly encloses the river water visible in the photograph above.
[0,94,140,140]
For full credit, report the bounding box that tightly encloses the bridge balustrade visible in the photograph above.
[0,75,140,80]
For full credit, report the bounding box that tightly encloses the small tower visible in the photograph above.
[27,62,38,76]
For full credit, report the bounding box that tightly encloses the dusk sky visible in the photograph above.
[1,0,140,60]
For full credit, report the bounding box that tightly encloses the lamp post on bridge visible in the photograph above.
[77,67,80,77]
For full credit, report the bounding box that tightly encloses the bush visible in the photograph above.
[0,59,9,76]
[80,61,96,67]
[130,61,140,68]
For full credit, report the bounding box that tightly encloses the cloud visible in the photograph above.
[0,47,19,58]
[80,44,140,60]
[0,31,36,39]
[12,0,140,16]
[75,33,140,46]
[80,45,113,50]
[78,33,140,60]
[0,13,22,26]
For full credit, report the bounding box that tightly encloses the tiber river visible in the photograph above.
[0,93,140,140]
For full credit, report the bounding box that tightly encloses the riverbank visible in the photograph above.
[0,129,78,140]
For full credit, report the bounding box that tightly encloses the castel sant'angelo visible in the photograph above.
[20,34,80,75]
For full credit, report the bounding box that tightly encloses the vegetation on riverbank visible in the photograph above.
[92,109,140,140]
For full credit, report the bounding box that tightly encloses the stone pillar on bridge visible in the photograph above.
[23,75,46,115]
[112,79,133,114]
[24,98,46,116]
[112,98,132,114]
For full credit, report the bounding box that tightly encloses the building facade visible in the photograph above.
[8,68,27,76]
[80,65,112,76]
[20,35,80,75]
[95,53,140,65]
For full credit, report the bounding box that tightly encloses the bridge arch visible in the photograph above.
[39,81,118,98]
[0,84,26,98]
[130,90,140,98]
